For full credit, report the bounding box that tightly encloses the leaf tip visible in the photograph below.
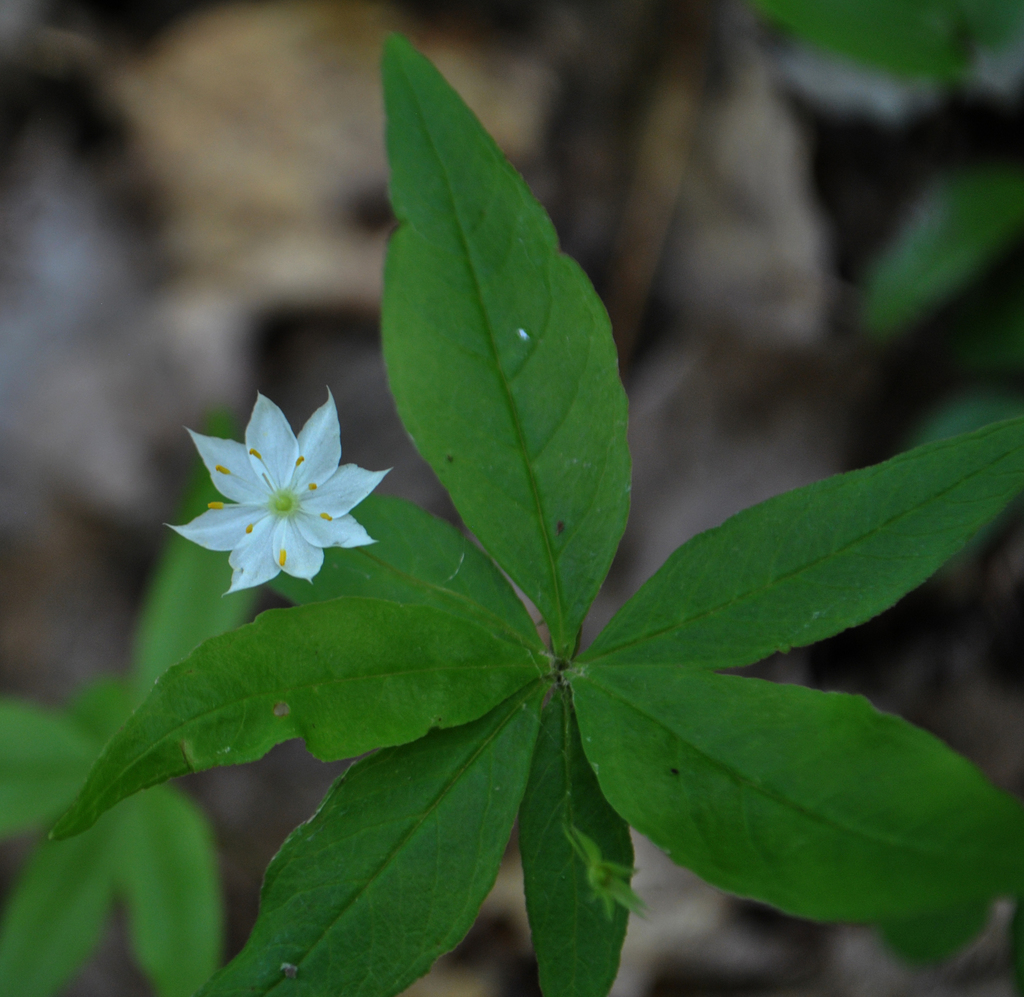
[48,807,83,841]
[381,31,415,77]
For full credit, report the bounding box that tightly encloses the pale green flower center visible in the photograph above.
[270,489,299,515]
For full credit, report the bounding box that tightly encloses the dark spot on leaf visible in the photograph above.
[281,963,298,979]
[446,454,454,463]
[670,768,679,775]
[556,521,565,534]
[273,702,291,717]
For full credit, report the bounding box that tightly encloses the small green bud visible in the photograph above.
[564,825,646,919]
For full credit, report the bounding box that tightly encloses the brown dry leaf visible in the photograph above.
[104,0,556,313]
[658,4,833,347]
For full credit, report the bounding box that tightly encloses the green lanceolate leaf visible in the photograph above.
[878,900,989,964]
[864,166,1024,339]
[198,681,544,997]
[0,819,116,997]
[53,598,545,839]
[134,415,257,702]
[959,0,1024,51]
[272,494,541,649]
[571,667,1024,921]
[381,35,630,657]
[0,700,98,838]
[900,394,1024,560]
[519,687,633,997]
[750,0,969,81]
[581,417,1024,671]
[118,787,222,997]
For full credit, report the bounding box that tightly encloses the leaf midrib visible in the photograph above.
[560,696,585,991]
[255,680,542,997]
[581,676,1017,865]
[582,435,1024,664]
[348,546,541,649]
[397,58,566,648]
[88,657,544,804]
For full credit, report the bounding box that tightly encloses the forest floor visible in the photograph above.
[2,1,1024,994]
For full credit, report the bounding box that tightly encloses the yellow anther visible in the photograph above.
[295,455,305,466]
[208,501,224,510]
[308,482,317,490]
[279,549,287,566]
[245,523,253,534]
[215,464,230,475]
[320,512,333,521]
[249,448,262,459]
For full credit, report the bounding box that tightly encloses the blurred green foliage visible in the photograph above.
[0,412,256,997]
[864,167,1024,340]
[752,0,1024,80]
[755,0,1024,968]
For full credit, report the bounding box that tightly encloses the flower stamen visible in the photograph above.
[208,501,224,510]
[279,549,287,566]
[309,483,317,490]
[215,465,230,475]
[245,524,253,533]
[296,456,305,466]
[249,448,262,459]
[320,512,333,521]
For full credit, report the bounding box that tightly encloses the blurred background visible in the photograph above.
[3,0,1024,993]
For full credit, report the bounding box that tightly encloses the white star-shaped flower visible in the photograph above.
[172,391,388,592]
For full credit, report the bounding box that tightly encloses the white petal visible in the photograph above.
[293,389,342,490]
[245,393,299,488]
[169,505,266,551]
[295,511,375,549]
[273,518,324,581]
[302,465,389,517]
[188,431,267,504]
[227,516,280,592]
